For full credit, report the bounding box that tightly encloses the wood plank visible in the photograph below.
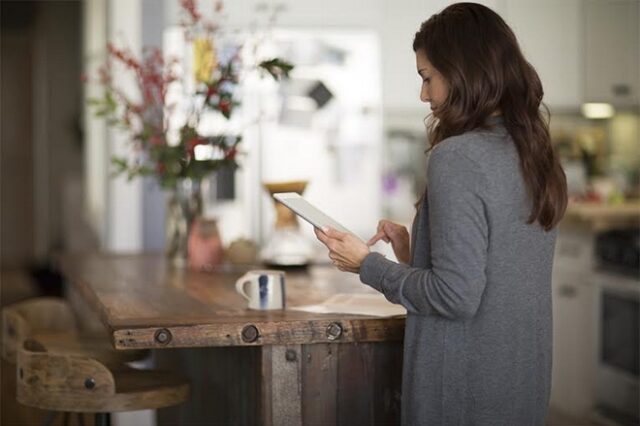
[337,342,375,424]
[261,345,302,426]
[154,342,403,425]
[334,342,403,425]
[371,342,403,423]
[260,346,273,424]
[156,346,261,426]
[301,343,338,424]
[112,318,404,349]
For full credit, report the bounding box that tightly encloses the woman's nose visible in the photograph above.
[420,87,430,103]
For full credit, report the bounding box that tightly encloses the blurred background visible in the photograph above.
[1,0,638,425]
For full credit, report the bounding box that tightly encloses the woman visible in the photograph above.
[314,3,567,425]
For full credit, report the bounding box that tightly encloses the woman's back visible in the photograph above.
[400,119,557,425]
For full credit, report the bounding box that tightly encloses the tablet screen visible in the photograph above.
[273,193,354,235]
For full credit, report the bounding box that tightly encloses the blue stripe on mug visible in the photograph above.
[280,275,286,308]
[259,274,269,309]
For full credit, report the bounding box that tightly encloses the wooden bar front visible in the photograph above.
[58,254,405,425]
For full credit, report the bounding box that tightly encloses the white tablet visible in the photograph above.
[273,193,354,236]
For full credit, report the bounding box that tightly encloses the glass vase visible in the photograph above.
[165,178,203,267]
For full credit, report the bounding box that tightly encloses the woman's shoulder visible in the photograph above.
[428,135,486,184]
[433,124,513,166]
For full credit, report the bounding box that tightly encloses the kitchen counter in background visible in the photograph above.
[564,200,640,231]
[552,200,639,422]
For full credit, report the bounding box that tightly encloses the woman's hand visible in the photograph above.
[314,227,370,273]
[367,220,411,264]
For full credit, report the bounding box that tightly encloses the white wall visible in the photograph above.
[83,0,109,246]
[141,0,169,251]
[84,0,167,252]
[105,0,144,251]
[163,0,506,113]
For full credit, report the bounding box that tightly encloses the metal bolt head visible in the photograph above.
[154,328,172,345]
[241,325,259,343]
[326,322,343,341]
[84,378,96,389]
[285,349,297,362]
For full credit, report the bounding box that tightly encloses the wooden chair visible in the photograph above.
[2,297,147,365]
[2,297,155,424]
[17,338,190,425]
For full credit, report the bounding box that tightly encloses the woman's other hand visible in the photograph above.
[314,227,370,273]
[367,220,411,264]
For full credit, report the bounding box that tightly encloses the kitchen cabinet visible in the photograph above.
[550,225,598,418]
[584,0,640,107]
[552,209,640,417]
[505,0,583,109]
[506,0,640,109]
[589,269,640,422]
[551,264,598,418]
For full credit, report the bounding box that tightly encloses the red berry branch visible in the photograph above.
[86,0,293,189]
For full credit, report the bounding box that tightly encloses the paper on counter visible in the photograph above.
[289,293,406,317]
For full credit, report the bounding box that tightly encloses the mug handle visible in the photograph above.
[235,273,253,301]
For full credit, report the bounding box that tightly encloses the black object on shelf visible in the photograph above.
[595,228,640,276]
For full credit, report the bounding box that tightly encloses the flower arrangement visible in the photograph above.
[87,0,293,189]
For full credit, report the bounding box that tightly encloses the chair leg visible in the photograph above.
[43,411,58,426]
[77,413,85,426]
[94,413,111,426]
[62,412,70,426]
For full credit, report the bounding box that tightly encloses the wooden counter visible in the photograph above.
[57,253,405,425]
[564,201,640,231]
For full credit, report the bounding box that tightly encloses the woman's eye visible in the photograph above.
[422,78,430,84]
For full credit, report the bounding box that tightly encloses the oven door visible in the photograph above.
[596,277,639,422]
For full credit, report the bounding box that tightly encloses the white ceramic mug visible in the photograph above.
[235,270,286,310]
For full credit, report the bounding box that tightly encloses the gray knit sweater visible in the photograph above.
[360,118,556,426]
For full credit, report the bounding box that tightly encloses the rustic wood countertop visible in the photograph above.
[57,253,405,350]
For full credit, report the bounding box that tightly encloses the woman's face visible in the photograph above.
[415,49,449,116]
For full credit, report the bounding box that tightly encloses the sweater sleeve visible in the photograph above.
[359,144,489,320]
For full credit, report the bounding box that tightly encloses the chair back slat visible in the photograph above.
[17,338,116,411]
[2,298,78,363]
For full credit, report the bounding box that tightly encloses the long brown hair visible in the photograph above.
[413,2,567,231]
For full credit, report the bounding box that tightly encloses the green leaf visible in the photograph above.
[259,58,294,81]
[109,156,129,178]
